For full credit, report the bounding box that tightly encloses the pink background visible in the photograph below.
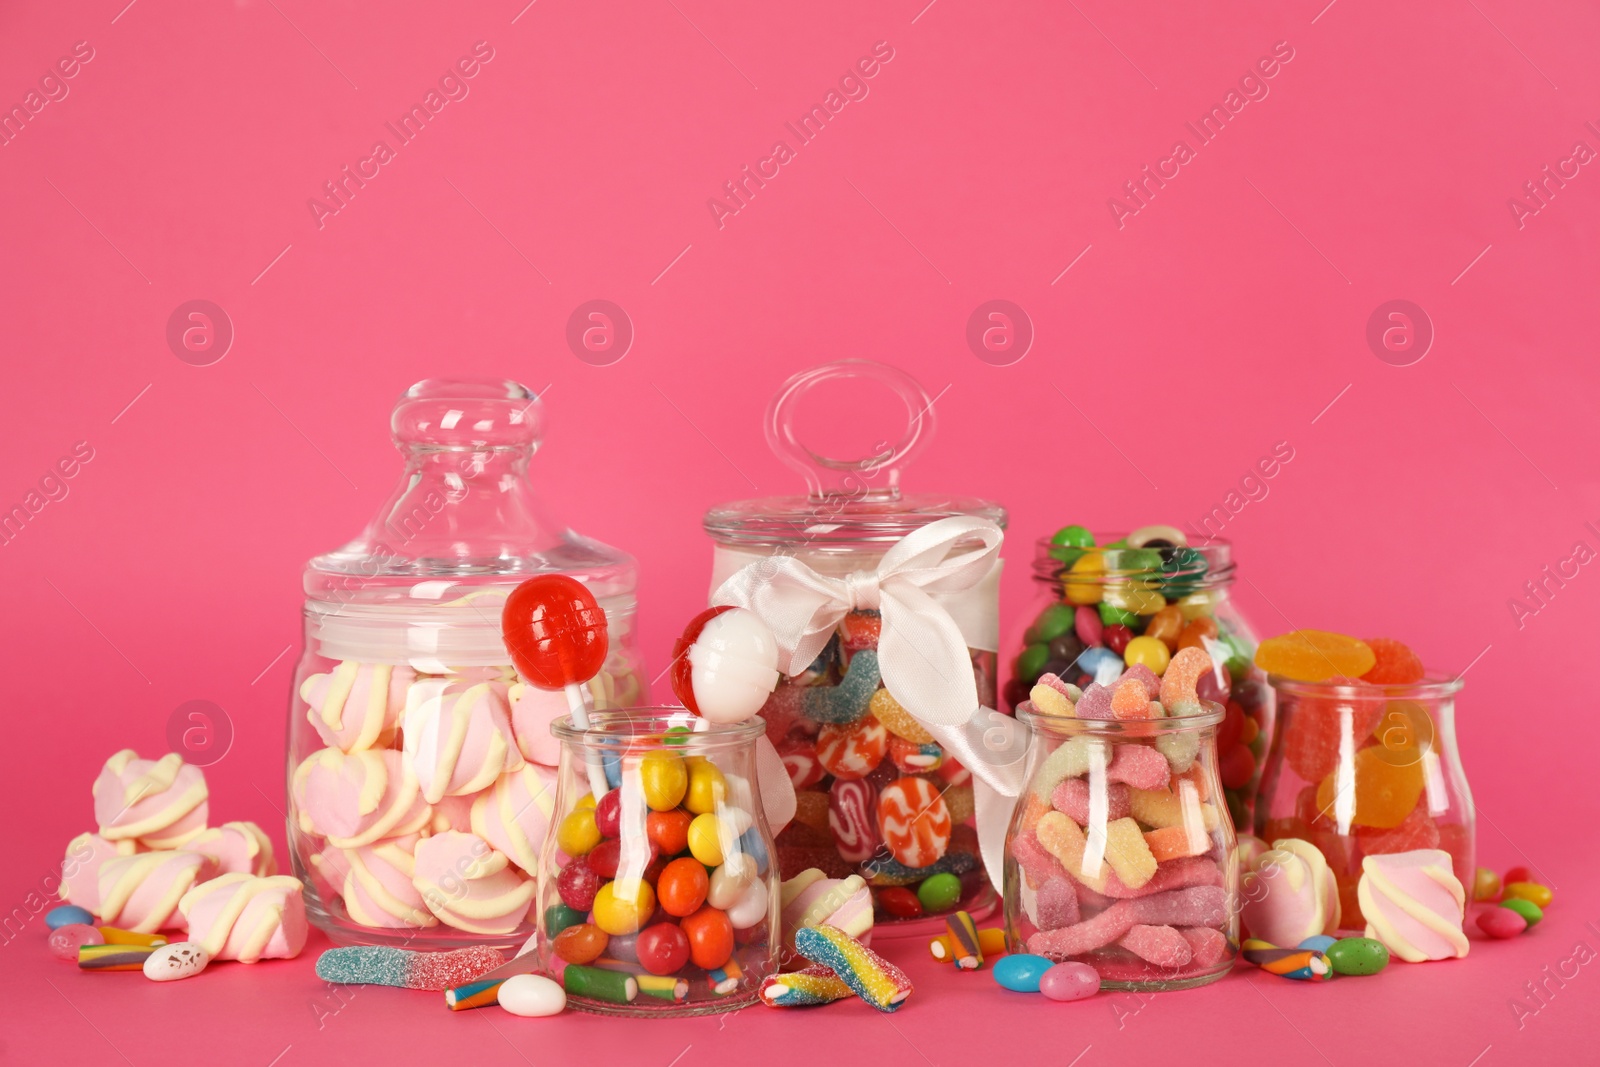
[3,0,1597,1062]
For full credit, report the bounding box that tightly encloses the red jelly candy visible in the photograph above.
[681,906,735,970]
[877,886,924,919]
[637,921,692,975]
[1281,678,1384,782]
[594,790,622,838]
[670,606,734,714]
[1104,625,1132,655]
[1360,638,1426,685]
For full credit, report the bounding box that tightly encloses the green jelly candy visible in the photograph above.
[1326,937,1389,976]
[1098,602,1140,627]
[545,903,586,936]
[662,725,692,747]
[1028,603,1077,645]
[1051,524,1096,549]
[1016,643,1050,682]
[1102,538,1128,550]
[1113,548,1163,573]
[1500,898,1543,926]
[916,873,962,913]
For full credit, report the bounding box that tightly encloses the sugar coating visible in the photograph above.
[1111,680,1154,720]
[868,686,933,744]
[1051,778,1131,824]
[1118,664,1161,699]
[794,925,912,1013]
[1033,877,1081,931]
[314,945,503,990]
[1103,818,1157,890]
[1180,926,1231,967]
[1158,647,1212,712]
[803,650,880,725]
[1155,730,1200,773]
[1027,886,1228,958]
[1118,924,1192,968]
[1036,811,1106,892]
[1128,787,1220,831]
[760,965,854,1007]
[1073,684,1115,720]
[1106,745,1170,790]
[1030,682,1073,717]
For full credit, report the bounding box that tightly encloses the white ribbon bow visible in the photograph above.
[712,515,1030,891]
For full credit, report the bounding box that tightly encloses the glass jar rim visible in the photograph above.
[1268,674,1464,700]
[1016,701,1224,735]
[1031,532,1236,588]
[551,707,767,749]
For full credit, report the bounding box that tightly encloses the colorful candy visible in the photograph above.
[1039,961,1100,1001]
[1241,838,1340,946]
[316,945,505,990]
[1502,882,1553,909]
[48,924,105,960]
[1477,907,1528,939]
[1356,850,1468,962]
[78,943,157,971]
[793,925,913,1013]
[562,963,638,1005]
[876,777,952,868]
[916,872,962,913]
[670,607,781,723]
[760,965,854,1007]
[1499,897,1543,927]
[1472,867,1502,902]
[1325,936,1389,975]
[929,925,1008,963]
[816,717,888,780]
[992,953,1053,992]
[1241,939,1332,981]
[45,905,94,930]
[143,942,209,982]
[944,911,985,970]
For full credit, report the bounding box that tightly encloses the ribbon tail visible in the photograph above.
[923,708,1031,893]
[878,583,981,726]
[973,778,1011,895]
[753,734,796,836]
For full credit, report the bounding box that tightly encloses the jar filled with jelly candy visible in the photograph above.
[287,378,644,949]
[703,361,1007,925]
[1255,634,1472,929]
[1005,526,1271,829]
[535,709,778,1015]
[1004,693,1239,991]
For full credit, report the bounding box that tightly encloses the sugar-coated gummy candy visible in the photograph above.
[1034,877,1081,930]
[1502,882,1553,909]
[1472,867,1502,902]
[992,953,1053,992]
[1358,805,1440,855]
[1144,826,1208,863]
[1110,678,1155,719]
[802,650,880,725]
[1499,898,1542,926]
[862,850,977,887]
[48,924,104,960]
[1477,907,1527,939]
[1157,647,1212,713]
[1107,744,1170,790]
[1325,936,1388,976]
[1039,961,1100,1001]
[46,905,95,930]
[761,965,855,1007]
[868,687,934,744]
[793,925,913,1013]
[1119,924,1192,968]
[1036,811,1105,892]
[917,872,962,913]
[1102,818,1157,890]
[1282,678,1384,782]
[1127,787,1220,832]
[1360,638,1426,685]
[1030,679,1073,717]
[1156,729,1201,773]
[1052,778,1131,824]
[1072,682,1114,720]
[1254,631,1376,683]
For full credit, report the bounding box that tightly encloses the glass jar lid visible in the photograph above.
[703,360,1006,549]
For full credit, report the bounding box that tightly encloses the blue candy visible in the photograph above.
[1075,647,1123,685]
[736,826,771,876]
[601,742,623,790]
[992,954,1054,993]
[1298,934,1338,954]
[46,905,94,930]
[862,851,978,886]
[801,649,880,724]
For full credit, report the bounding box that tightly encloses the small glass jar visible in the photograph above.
[1256,676,1472,929]
[286,378,644,949]
[1005,532,1271,830]
[535,709,778,1016]
[1004,704,1239,991]
[703,361,1006,926]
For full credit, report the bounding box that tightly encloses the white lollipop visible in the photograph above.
[686,608,781,723]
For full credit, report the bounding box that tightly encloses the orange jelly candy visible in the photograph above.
[1361,638,1426,684]
[1254,630,1375,682]
[1281,678,1384,782]
[1315,745,1424,829]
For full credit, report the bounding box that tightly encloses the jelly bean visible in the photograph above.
[706,854,758,910]
[1098,602,1139,628]
[1039,961,1101,1001]
[1473,867,1502,902]
[557,862,600,912]
[499,974,567,1017]
[594,789,622,837]
[1500,898,1543,926]
[1254,630,1376,683]
[1017,644,1050,682]
[684,757,727,815]
[557,807,601,857]
[1063,552,1105,606]
[681,906,735,970]
[1047,630,1087,667]
[1297,934,1338,953]
[48,924,104,961]
[1074,605,1103,646]
[1502,866,1533,886]
[593,879,656,936]
[1102,625,1132,655]
[688,813,725,866]
[1325,937,1389,976]
[1052,524,1096,549]
[1477,907,1527,939]
[1502,882,1553,909]
[554,923,609,964]
[639,750,688,811]
[648,809,692,856]
[46,905,94,930]
[1142,606,1184,650]
[1177,616,1219,652]
[545,903,586,936]
[636,922,691,975]
[916,872,962,913]
[993,953,1053,993]
[877,887,923,919]
[1123,636,1171,675]
[658,857,709,917]
[1027,603,1078,646]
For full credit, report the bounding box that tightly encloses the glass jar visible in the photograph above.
[286,378,644,949]
[703,360,1007,926]
[1256,676,1472,930]
[1005,531,1271,830]
[1004,704,1239,991]
[534,709,778,1016]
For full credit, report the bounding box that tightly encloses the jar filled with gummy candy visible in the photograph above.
[1004,697,1239,991]
[702,360,1007,926]
[1005,526,1271,830]
[286,378,644,949]
[535,709,778,1015]
[1254,631,1473,929]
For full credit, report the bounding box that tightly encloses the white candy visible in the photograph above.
[143,941,210,982]
[726,877,770,930]
[706,854,758,909]
[690,609,780,723]
[497,973,566,1017]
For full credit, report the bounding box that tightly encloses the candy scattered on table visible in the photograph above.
[1472,867,1501,902]
[1241,939,1333,981]
[1240,838,1340,946]
[1499,897,1543,927]
[944,910,985,970]
[1357,850,1469,962]
[929,925,1008,964]
[1502,882,1553,909]
[1039,961,1101,1001]
[992,953,1053,992]
[497,974,566,1017]
[48,924,105,960]
[1477,907,1528,940]
[45,905,94,930]
[759,965,855,1008]
[1324,936,1389,976]
[143,942,209,982]
[79,943,158,971]
[316,945,506,990]
[793,925,913,1013]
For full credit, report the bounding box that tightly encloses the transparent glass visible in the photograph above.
[1005,533,1271,830]
[1004,705,1239,991]
[535,710,778,1016]
[1256,677,1472,931]
[287,378,644,948]
[703,361,1006,927]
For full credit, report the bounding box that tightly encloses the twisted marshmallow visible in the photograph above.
[469,764,558,875]
[185,821,277,877]
[94,750,209,849]
[293,748,431,849]
[179,873,308,962]
[97,850,212,933]
[59,832,136,913]
[412,831,535,935]
[299,662,415,752]
[403,680,524,804]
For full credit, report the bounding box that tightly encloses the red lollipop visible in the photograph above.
[669,606,733,714]
[503,575,609,689]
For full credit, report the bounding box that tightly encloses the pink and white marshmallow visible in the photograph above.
[411,831,535,936]
[94,750,209,850]
[470,764,558,876]
[299,662,415,752]
[292,748,431,849]
[97,850,212,933]
[402,680,524,804]
[185,821,277,877]
[1357,849,1469,962]
[1241,837,1339,946]
[179,873,308,962]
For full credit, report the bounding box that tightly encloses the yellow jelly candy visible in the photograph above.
[1103,816,1157,889]
[1254,630,1376,682]
[638,750,688,812]
[1123,636,1171,676]
[1502,882,1553,909]
[684,756,726,815]
[592,878,656,935]
[1315,746,1424,829]
[1177,591,1219,621]
[557,807,601,857]
[1367,701,1435,767]
[868,688,934,744]
[1104,585,1166,616]
[687,812,724,866]
[1062,551,1106,606]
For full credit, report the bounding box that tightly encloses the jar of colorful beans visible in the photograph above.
[1254,631,1473,928]
[1005,526,1271,829]
[535,709,778,1015]
[1005,693,1239,991]
[703,360,1008,925]
[286,378,644,948]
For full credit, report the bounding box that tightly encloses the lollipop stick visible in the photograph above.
[566,681,611,800]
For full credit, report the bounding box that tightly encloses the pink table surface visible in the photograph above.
[3,0,1598,1062]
